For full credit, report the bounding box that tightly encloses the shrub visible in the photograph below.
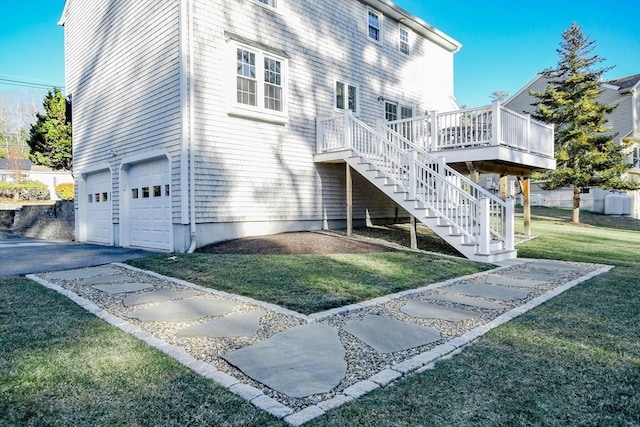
[0,180,50,201]
[55,182,75,200]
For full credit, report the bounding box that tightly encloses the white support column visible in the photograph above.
[429,110,438,152]
[345,110,353,150]
[478,197,491,255]
[525,114,531,153]
[505,197,515,251]
[492,100,501,146]
[409,150,417,200]
[376,118,386,156]
[316,117,323,154]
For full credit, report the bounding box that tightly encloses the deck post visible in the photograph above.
[316,117,323,154]
[520,176,531,237]
[410,215,418,250]
[505,197,515,251]
[478,197,490,255]
[346,163,353,237]
[409,150,417,200]
[345,110,353,150]
[499,174,509,200]
[492,100,501,146]
[429,110,438,152]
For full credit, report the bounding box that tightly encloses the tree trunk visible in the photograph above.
[572,186,581,223]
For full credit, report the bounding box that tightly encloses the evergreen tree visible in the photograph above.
[530,23,638,223]
[27,88,72,171]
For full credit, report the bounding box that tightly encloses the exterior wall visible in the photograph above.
[190,0,457,245]
[63,0,459,250]
[64,0,183,226]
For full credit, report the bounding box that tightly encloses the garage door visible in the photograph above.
[128,158,171,251]
[86,170,112,244]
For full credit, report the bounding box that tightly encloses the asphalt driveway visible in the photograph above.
[0,232,151,277]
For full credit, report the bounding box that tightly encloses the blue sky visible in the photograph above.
[0,0,638,107]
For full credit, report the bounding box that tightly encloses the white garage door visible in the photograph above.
[86,170,112,244]
[128,158,171,251]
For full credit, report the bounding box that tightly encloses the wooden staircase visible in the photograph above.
[316,112,517,263]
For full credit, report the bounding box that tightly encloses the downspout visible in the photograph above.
[187,0,197,253]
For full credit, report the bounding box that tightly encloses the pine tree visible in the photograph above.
[27,88,72,171]
[530,23,638,223]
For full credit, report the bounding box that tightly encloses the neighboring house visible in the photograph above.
[0,159,73,200]
[504,73,640,219]
[59,0,554,262]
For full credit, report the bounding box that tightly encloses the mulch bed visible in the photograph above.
[197,231,396,255]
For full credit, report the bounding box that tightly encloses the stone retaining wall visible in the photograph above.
[0,201,75,240]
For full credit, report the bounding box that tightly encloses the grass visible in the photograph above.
[127,252,490,314]
[0,277,281,426]
[2,207,639,425]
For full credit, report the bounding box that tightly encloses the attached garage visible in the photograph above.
[85,170,112,244]
[126,158,172,251]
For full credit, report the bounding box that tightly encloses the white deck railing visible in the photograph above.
[317,112,514,254]
[385,101,554,157]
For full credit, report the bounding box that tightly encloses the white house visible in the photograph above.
[504,73,640,219]
[60,0,555,262]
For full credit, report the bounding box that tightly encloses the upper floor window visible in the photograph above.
[399,27,410,55]
[232,44,287,122]
[256,0,277,8]
[336,81,358,114]
[368,9,382,43]
[633,145,640,169]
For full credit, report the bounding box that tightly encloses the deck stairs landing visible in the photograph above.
[316,112,517,263]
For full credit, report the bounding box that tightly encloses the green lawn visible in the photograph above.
[2,207,639,426]
[127,252,489,314]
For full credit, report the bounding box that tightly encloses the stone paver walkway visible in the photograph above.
[29,258,612,426]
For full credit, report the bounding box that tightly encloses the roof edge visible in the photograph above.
[362,0,462,53]
[58,0,69,26]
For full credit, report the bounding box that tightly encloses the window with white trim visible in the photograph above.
[385,101,413,121]
[385,101,397,121]
[232,45,287,120]
[399,26,410,55]
[336,81,358,113]
[256,0,277,8]
[633,145,640,169]
[368,9,382,43]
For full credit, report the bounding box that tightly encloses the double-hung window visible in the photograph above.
[633,145,640,169]
[368,9,382,43]
[257,0,276,7]
[336,81,358,114]
[232,43,287,122]
[399,26,410,55]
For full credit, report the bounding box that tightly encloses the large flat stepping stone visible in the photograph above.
[46,267,118,280]
[123,291,193,306]
[78,274,137,286]
[401,300,477,321]
[177,310,266,338]
[126,298,238,321]
[446,282,530,301]
[343,315,441,354]
[427,294,507,309]
[223,324,346,398]
[92,283,154,294]
[484,274,547,289]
